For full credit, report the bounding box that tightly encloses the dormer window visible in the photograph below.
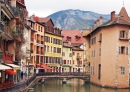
[75,35,81,40]
[66,36,71,41]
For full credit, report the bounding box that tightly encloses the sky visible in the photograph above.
[25,0,130,17]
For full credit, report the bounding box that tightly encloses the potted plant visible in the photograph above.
[5,51,8,55]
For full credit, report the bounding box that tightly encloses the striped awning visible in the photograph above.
[7,64,20,70]
[0,64,12,70]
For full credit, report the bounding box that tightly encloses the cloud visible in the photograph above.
[28,10,54,17]
[25,0,130,17]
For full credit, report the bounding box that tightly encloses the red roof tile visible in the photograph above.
[62,30,85,44]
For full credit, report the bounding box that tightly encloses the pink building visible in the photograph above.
[85,7,130,88]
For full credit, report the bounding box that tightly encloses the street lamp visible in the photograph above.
[26,49,32,78]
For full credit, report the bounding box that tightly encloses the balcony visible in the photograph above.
[37,51,41,54]
[13,7,24,23]
[77,55,82,60]
[0,0,14,18]
[41,41,44,44]
[0,24,13,40]
[31,38,34,42]
[0,52,13,63]
[37,40,41,44]
[41,51,44,54]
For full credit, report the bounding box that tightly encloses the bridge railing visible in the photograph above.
[36,72,89,77]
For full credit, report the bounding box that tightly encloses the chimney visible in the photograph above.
[111,11,116,21]
[99,16,103,25]
[97,19,100,27]
[94,21,97,28]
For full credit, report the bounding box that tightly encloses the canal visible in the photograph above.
[32,78,130,92]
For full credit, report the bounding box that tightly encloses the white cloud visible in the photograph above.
[28,10,54,17]
[25,0,130,17]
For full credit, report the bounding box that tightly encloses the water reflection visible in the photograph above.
[33,78,130,92]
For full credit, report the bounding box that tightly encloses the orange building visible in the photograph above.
[85,7,130,88]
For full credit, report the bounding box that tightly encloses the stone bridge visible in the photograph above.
[36,72,90,84]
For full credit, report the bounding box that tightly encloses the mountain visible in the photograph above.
[48,9,110,30]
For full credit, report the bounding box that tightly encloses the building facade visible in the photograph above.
[62,41,73,72]
[0,0,27,87]
[62,30,86,72]
[85,7,130,88]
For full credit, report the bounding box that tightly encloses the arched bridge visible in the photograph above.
[36,72,90,84]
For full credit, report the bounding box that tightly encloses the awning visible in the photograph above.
[25,63,35,68]
[0,64,12,70]
[5,69,16,75]
[37,64,52,70]
[7,64,20,70]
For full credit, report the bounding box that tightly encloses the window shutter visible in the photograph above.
[126,31,128,39]
[126,47,128,55]
[118,46,121,54]
[119,31,122,38]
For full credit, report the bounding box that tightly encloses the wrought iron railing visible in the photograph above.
[12,7,24,20]
[0,22,4,31]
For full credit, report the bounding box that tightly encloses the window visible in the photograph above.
[98,64,101,79]
[69,53,72,57]
[119,30,128,39]
[47,46,49,52]
[99,48,101,56]
[51,37,53,43]
[51,46,52,52]
[73,52,75,55]
[44,45,46,52]
[119,46,125,54]
[62,52,65,56]
[99,33,102,42]
[92,50,95,57]
[121,67,125,74]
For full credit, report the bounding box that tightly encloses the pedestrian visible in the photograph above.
[21,71,23,79]
[25,70,27,79]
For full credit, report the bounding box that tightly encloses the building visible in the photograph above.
[85,7,130,88]
[32,16,63,72]
[0,0,27,87]
[62,41,73,72]
[62,30,86,72]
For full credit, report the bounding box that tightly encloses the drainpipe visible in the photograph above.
[128,27,130,86]
[115,43,118,88]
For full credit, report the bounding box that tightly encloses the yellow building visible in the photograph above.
[72,47,84,72]
[33,17,63,72]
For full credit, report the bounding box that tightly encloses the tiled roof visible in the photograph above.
[118,7,130,22]
[87,7,130,36]
[38,17,51,23]
[62,30,85,44]
[63,42,73,48]
[33,17,54,26]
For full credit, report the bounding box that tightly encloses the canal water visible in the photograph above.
[32,78,130,92]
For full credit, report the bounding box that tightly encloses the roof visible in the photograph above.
[33,17,54,26]
[118,7,130,22]
[63,42,73,48]
[62,30,86,44]
[86,7,130,36]
[72,47,84,51]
